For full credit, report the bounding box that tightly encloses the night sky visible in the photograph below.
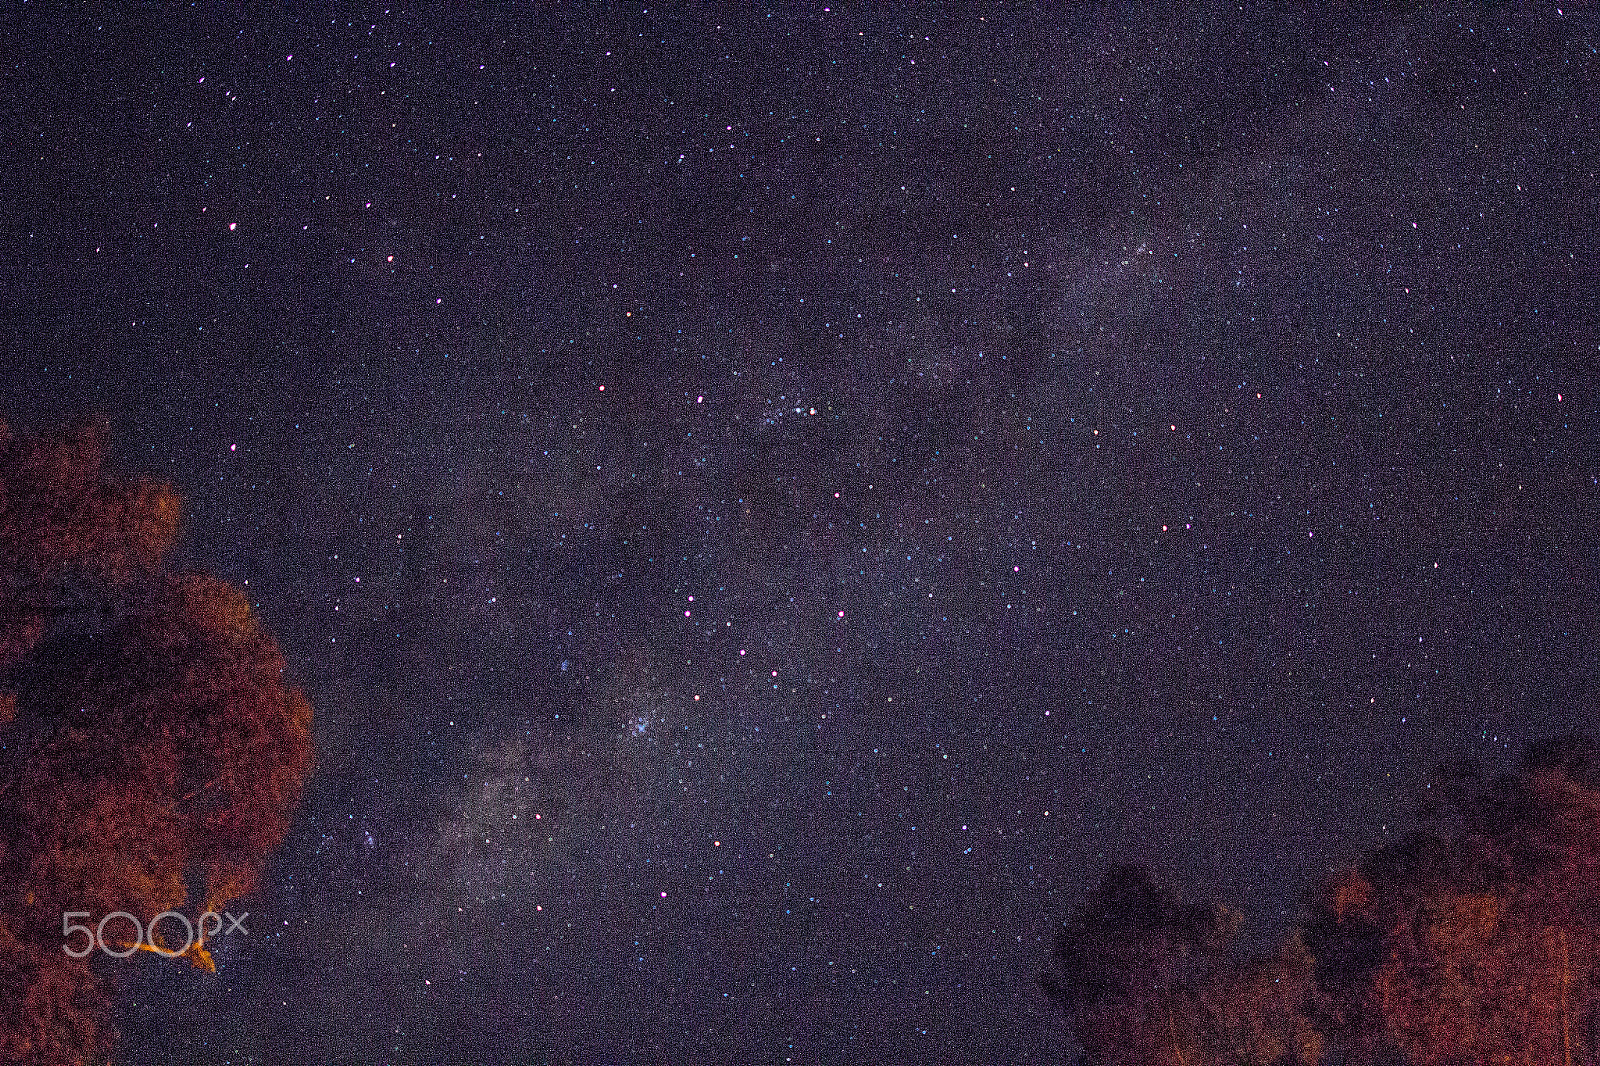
[2,6,1597,1063]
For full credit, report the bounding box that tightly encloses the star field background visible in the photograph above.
[1,6,1597,1063]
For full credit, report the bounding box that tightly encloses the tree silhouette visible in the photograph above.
[0,420,313,1063]
[1044,734,1600,1065]
[1302,735,1600,1066]
[1043,863,1321,1065]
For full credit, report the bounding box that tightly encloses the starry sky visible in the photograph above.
[2,6,1597,1063]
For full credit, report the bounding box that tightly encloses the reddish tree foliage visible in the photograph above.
[1302,738,1600,1066]
[1049,735,1600,1065]
[0,420,313,1063]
